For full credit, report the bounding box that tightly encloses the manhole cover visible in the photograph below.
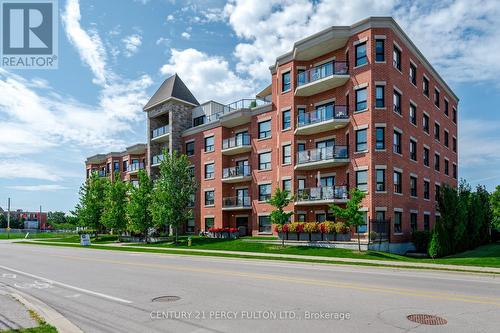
[152,296,181,303]
[407,314,447,325]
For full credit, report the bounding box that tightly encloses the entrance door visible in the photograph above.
[236,188,249,207]
[236,216,249,236]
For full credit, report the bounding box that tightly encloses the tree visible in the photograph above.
[127,170,153,243]
[47,211,67,229]
[267,187,294,246]
[150,150,197,243]
[329,188,366,251]
[0,214,6,228]
[74,172,108,237]
[102,174,129,239]
[491,185,500,229]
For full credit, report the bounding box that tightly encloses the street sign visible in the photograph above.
[80,234,91,246]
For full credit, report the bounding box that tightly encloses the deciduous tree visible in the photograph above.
[267,187,294,246]
[127,170,153,242]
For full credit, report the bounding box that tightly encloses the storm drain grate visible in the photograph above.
[152,296,181,303]
[407,314,447,325]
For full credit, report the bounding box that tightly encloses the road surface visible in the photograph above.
[0,240,499,332]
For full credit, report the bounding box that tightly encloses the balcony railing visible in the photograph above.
[152,154,164,165]
[296,186,348,202]
[222,196,252,209]
[152,125,170,139]
[127,162,145,172]
[296,146,348,165]
[222,133,251,150]
[297,105,348,127]
[222,165,251,179]
[297,61,349,87]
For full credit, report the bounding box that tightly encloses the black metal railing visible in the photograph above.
[222,165,251,179]
[222,196,252,208]
[297,105,348,127]
[152,125,170,139]
[297,61,349,86]
[222,133,251,150]
[127,163,145,172]
[296,146,348,164]
[296,185,348,202]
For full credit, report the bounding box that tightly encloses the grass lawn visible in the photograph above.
[40,234,118,244]
[0,232,73,240]
[4,323,57,333]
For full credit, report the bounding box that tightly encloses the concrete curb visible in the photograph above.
[6,286,83,333]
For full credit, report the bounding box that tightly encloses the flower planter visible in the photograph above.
[324,233,336,241]
[311,233,323,241]
[336,233,351,241]
[299,233,309,241]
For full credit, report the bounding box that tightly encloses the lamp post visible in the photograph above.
[7,198,11,239]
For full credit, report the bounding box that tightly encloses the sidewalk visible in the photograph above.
[25,240,500,274]
[0,289,37,331]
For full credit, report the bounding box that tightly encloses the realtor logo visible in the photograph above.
[1,0,58,68]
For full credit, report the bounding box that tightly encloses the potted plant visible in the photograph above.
[335,222,351,241]
[321,221,336,241]
[304,222,321,241]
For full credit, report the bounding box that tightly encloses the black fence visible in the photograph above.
[369,219,391,244]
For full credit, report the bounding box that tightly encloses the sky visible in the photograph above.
[1,0,500,213]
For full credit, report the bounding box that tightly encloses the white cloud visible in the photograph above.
[181,31,191,39]
[6,185,70,192]
[156,37,170,46]
[166,14,175,22]
[160,48,255,103]
[0,160,63,181]
[122,34,142,57]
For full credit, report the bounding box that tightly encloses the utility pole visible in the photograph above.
[7,198,11,239]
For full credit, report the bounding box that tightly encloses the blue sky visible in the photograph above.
[1,0,500,213]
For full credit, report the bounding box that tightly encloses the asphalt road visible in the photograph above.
[0,240,499,333]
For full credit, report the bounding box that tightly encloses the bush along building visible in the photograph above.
[87,17,458,252]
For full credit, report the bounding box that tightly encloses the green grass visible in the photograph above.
[4,310,58,333]
[427,243,500,268]
[0,232,73,240]
[41,234,118,244]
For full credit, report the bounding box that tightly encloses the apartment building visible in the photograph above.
[88,17,458,246]
[85,144,148,186]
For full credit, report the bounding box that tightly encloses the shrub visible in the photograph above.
[273,224,282,233]
[335,222,350,234]
[411,230,431,253]
[369,231,378,241]
[296,222,305,233]
[78,229,96,235]
[288,222,305,233]
[321,221,336,234]
[282,224,289,233]
[303,222,318,233]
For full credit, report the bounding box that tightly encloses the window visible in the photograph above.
[376,211,386,222]
[444,130,449,147]
[424,214,430,231]
[106,163,110,174]
[356,128,367,152]
[357,212,368,233]
[409,103,417,125]
[187,218,195,233]
[375,39,385,62]
[435,184,441,201]
[393,90,401,114]
[259,184,272,201]
[423,76,429,97]
[186,141,195,156]
[356,170,368,192]
[298,143,305,152]
[423,147,430,167]
[258,120,271,139]
[204,136,214,152]
[410,139,417,161]
[444,99,449,116]
[193,115,205,127]
[204,163,214,179]
[393,46,401,70]
[205,191,215,206]
[394,170,402,194]
[122,160,128,171]
[355,42,367,66]
[282,179,292,193]
[452,107,457,123]
[188,165,195,177]
[376,127,385,150]
[434,89,440,108]
[423,113,430,134]
[376,169,385,192]
[298,178,305,190]
[410,176,417,197]
[453,137,457,153]
[394,211,402,233]
[434,123,441,141]
[188,193,195,207]
[316,213,327,223]
[444,159,449,175]
[375,85,385,108]
[282,110,291,130]
[282,72,291,92]
[205,217,214,231]
[453,164,457,179]
[259,216,271,233]
[113,161,120,171]
[424,180,430,199]
[355,87,367,111]
[410,213,418,232]
[296,214,306,222]
[410,63,417,85]
[258,152,271,170]
[434,153,440,171]
[282,144,291,164]
[393,130,401,155]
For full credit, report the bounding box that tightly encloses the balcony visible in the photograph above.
[151,125,170,142]
[151,154,164,167]
[295,186,349,206]
[127,162,145,174]
[221,165,252,183]
[221,134,252,155]
[222,196,252,210]
[295,146,349,170]
[295,61,349,97]
[295,105,349,135]
[219,99,271,127]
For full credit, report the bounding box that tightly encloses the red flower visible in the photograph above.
[282,224,289,233]
[229,228,238,233]
[319,223,327,233]
[296,223,304,233]
[208,227,215,232]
